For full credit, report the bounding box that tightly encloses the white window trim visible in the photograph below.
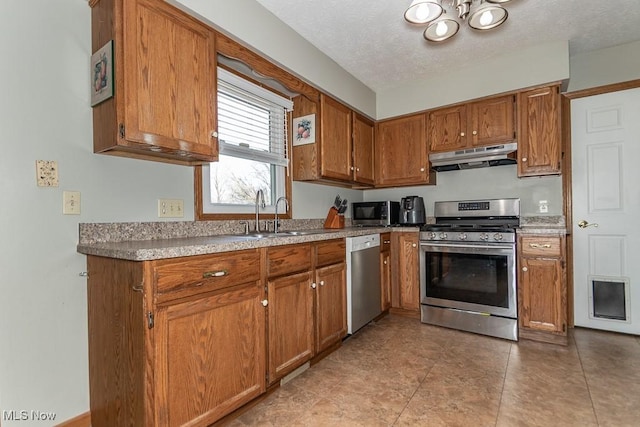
[201,68,292,215]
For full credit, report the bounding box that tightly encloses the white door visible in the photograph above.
[571,87,640,334]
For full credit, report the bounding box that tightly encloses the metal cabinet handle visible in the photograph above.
[522,267,528,272]
[211,131,218,138]
[320,280,325,286]
[522,157,527,162]
[412,243,417,248]
[472,130,477,135]
[311,282,317,289]
[132,283,143,293]
[350,166,354,170]
[203,270,228,278]
[529,243,551,249]
[420,167,425,172]
[460,132,465,137]
[383,240,391,244]
[383,260,388,265]
[578,220,599,229]
[261,299,268,307]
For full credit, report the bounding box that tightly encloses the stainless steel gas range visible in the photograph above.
[419,198,520,341]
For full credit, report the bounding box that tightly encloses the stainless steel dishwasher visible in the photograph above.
[346,234,381,334]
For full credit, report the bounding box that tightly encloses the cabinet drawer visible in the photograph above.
[520,236,561,257]
[153,249,260,299]
[267,244,312,278]
[316,239,346,267]
[380,233,391,252]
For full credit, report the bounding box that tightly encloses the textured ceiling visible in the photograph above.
[254,0,640,92]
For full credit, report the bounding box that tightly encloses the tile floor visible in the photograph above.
[228,315,640,426]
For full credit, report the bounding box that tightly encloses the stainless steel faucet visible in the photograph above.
[273,196,289,233]
[254,189,266,232]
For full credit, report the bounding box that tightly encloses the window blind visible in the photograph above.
[217,68,293,167]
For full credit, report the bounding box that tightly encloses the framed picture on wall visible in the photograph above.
[292,114,316,146]
[90,40,114,107]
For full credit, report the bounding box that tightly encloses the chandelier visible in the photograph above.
[405,0,512,42]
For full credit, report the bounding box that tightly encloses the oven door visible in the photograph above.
[419,241,517,319]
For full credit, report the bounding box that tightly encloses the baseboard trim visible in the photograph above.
[54,411,91,427]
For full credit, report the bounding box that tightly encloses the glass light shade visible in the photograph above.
[424,18,459,42]
[486,0,512,3]
[468,4,508,30]
[405,0,443,24]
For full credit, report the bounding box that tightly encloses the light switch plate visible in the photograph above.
[36,160,59,187]
[63,191,81,215]
[158,199,184,218]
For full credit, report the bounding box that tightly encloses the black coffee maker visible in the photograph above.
[399,196,426,225]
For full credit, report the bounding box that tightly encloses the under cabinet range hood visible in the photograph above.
[429,142,518,172]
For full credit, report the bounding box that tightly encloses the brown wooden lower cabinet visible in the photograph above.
[87,250,266,427]
[391,231,420,316]
[517,233,568,345]
[380,232,392,312]
[87,239,347,426]
[315,262,347,353]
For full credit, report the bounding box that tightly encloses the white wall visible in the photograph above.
[567,40,640,92]
[0,1,195,424]
[364,166,563,216]
[376,41,570,119]
[171,0,377,119]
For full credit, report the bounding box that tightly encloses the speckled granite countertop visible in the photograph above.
[77,220,419,261]
[517,216,567,235]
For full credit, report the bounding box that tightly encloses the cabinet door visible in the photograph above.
[123,0,217,159]
[320,95,352,181]
[267,271,314,383]
[352,113,375,185]
[380,250,391,311]
[519,257,565,333]
[315,263,347,353]
[154,283,266,426]
[517,85,561,176]
[393,232,420,311]
[469,95,515,147]
[376,114,433,186]
[428,105,466,153]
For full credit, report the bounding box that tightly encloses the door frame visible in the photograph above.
[561,79,640,328]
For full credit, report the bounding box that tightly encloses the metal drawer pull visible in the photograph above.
[203,270,228,278]
[132,283,143,293]
[261,299,268,307]
[383,240,391,244]
[529,243,551,249]
[522,267,528,272]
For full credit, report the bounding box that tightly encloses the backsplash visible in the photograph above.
[78,219,350,244]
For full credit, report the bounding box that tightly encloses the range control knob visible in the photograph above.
[458,233,468,241]
[439,232,448,240]
[429,232,437,240]
[493,233,504,241]
[479,233,489,241]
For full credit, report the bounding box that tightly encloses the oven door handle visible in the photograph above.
[420,242,514,251]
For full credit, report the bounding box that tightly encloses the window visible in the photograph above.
[201,68,293,215]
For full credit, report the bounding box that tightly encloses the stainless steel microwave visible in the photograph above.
[352,201,400,227]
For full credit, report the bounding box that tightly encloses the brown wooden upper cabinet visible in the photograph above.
[517,85,562,176]
[375,113,436,187]
[292,94,375,186]
[352,113,375,186]
[428,95,515,153]
[90,0,218,165]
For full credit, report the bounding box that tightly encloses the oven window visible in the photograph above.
[424,252,509,308]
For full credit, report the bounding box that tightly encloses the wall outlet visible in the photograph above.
[36,160,59,187]
[63,191,81,215]
[538,200,549,213]
[158,199,184,218]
